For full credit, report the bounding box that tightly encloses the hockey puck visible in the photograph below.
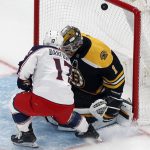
[101,3,108,10]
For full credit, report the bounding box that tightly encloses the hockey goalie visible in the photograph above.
[45,25,133,131]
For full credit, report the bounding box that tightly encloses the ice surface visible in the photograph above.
[0,75,150,150]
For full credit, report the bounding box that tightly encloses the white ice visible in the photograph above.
[0,0,150,150]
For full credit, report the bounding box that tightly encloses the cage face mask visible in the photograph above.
[61,25,83,57]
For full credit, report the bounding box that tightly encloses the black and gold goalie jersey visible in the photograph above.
[70,33,125,95]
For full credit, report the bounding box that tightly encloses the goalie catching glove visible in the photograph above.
[89,99,108,121]
[89,96,133,125]
[89,96,123,122]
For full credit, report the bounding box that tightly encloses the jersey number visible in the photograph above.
[53,58,72,81]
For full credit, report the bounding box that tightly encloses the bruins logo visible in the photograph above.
[100,50,108,60]
[70,60,85,87]
[70,68,85,88]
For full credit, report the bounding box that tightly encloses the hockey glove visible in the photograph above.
[116,98,133,126]
[103,95,123,121]
[17,77,32,91]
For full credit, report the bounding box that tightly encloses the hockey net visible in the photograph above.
[34,0,150,125]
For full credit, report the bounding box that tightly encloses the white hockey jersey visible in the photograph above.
[18,45,74,105]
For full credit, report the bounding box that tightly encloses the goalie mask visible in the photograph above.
[61,25,83,58]
[43,30,63,48]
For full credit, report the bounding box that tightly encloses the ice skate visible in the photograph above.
[75,124,102,142]
[11,130,38,148]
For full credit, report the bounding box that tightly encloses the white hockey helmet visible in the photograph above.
[61,25,83,57]
[43,30,63,47]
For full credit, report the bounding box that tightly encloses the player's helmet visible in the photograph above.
[43,30,63,47]
[61,25,83,57]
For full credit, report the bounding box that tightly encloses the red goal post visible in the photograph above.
[106,0,141,122]
[33,0,150,125]
[34,0,40,46]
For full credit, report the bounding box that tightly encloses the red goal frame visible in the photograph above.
[33,0,141,121]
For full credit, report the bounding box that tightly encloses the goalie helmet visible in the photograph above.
[61,25,83,57]
[43,30,63,47]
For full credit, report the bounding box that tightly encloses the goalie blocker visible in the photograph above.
[46,97,133,130]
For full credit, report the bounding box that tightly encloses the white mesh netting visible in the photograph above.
[37,0,150,125]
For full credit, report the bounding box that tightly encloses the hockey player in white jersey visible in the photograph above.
[9,31,101,148]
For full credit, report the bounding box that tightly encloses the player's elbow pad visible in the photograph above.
[17,77,32,91]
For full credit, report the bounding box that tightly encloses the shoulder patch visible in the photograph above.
[100,50,108,60]
[83,35,113,68]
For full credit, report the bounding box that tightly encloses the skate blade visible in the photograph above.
[96,136,103,143]
[13,142,39,148]
[85,136,103,144]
